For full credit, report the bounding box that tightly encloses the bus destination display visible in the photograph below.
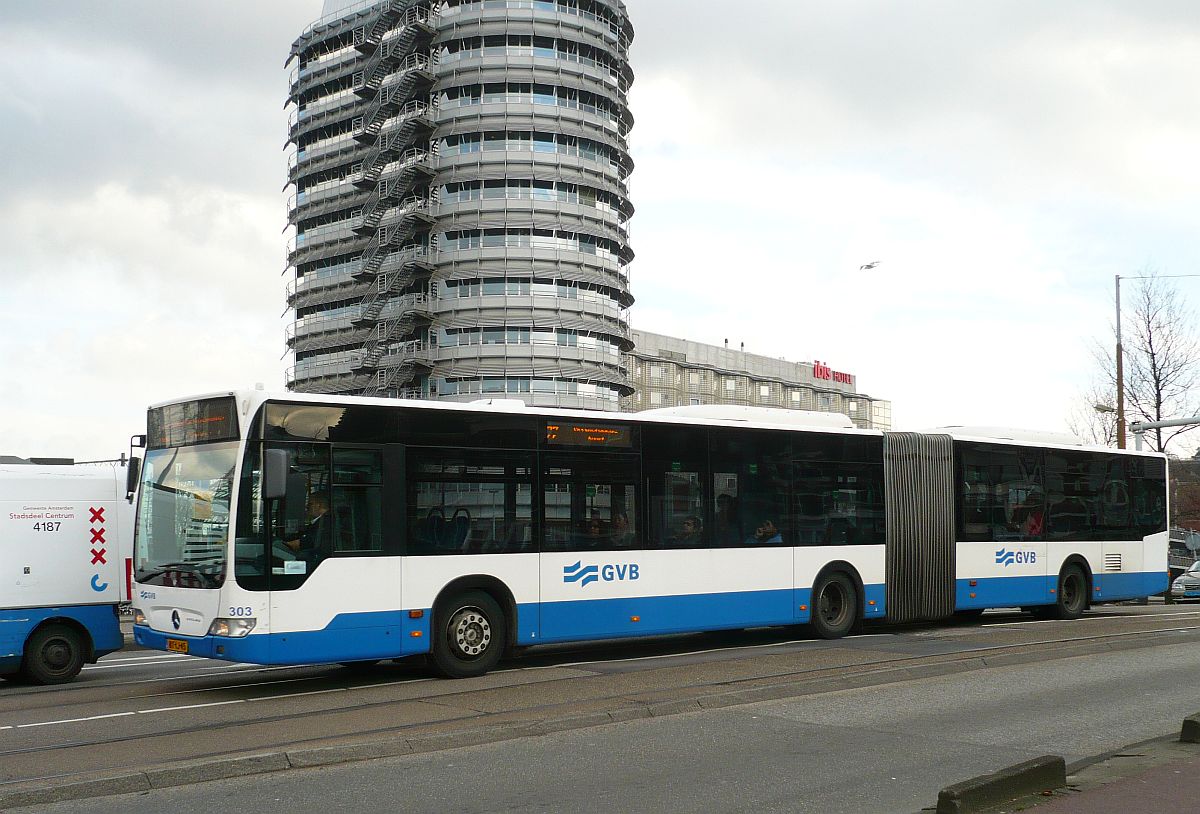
[545,421,632,448]
[148,397,239,449]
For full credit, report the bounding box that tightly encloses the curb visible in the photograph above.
[935,756,1066,814]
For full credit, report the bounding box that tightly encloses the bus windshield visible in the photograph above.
[134,442,238,589]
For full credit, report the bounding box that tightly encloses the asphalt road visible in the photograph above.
[15,624,1200,814]
[5,604,1200,811]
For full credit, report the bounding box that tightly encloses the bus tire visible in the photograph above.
[21,624,86,685]
[812,572,858,639]
[431,590,506,679]
[1054,565,1088,620]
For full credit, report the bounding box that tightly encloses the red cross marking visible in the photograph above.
[91,549,107,565]
[89,507,105,524]
[90,528,106,545]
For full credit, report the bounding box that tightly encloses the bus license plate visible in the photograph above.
[166,639,189,654]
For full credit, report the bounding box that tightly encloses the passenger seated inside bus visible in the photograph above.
[670,515,704,547]
[609,510,635,548]
[747,519,783,544]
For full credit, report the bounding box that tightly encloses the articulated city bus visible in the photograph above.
[130,390,1168,678]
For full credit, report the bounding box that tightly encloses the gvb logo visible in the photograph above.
[563,561,640,587]
[995,548,1037,567]
[563,561,599,586]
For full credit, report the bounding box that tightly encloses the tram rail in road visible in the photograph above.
[2,604,1199,807]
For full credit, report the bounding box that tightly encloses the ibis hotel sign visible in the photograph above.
[812,360,854,386]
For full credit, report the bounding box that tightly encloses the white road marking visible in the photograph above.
[136,699,246,714]
[83,658,200,671]
[95,653,193,664]
[3,677,436,733]
[17,712,136,729]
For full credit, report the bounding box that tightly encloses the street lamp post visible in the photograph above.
[1111,272,1200,451]
[1115,275,1125,449]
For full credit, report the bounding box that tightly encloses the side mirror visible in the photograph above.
[125,457,141,503]
[262,449,290,501]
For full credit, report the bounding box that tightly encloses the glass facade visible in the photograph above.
[284,0,634,409]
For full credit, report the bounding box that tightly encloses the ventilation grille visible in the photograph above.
[884,432,956,623]
[1104,553,1123,572]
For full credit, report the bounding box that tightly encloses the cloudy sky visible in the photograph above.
[3,1,1199,460]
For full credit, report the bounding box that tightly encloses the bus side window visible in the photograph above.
[406,449,533,555]
[331,448,383,552]
[542,454,638,552]
[643,425,709,549]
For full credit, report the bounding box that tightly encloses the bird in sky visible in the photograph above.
[859,261,881,270]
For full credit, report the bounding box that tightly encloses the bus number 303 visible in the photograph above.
[228,607,253,617]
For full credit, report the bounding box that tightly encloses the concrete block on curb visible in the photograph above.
[287,738,414,768]
[535,711,616,734]
[145,753,290,788]
[0,772,151,810]
[1180,713,1200,743]
[936,755,1066,814]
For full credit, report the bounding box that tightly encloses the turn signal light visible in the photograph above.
[132,608,146,626]
[630,616,640,622]
[799,604,808,611]
[410,630,422,637]
[408,610,424,619]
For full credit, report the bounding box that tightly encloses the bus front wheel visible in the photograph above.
[21,624,86,685]
[431,590,506,679]
[812,572,858,639]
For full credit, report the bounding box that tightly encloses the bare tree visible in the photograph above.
[1077,273,1200,453]
[1066,381,1117,446]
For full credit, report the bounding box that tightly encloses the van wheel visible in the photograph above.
[812,572,858,639]
[21,624,86,685]
[1055,565,1088,620]
[431,590,506,678]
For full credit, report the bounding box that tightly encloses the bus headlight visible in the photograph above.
[208,618,257,638]
[133,608,146,626]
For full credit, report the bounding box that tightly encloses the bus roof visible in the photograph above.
[149,388,1164,457]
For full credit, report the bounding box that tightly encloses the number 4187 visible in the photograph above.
[32,522,61,532]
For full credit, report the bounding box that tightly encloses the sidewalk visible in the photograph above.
[979,732,1200,813]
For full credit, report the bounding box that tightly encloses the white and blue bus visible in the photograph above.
[130,390,1168,678]
[1,459,134,683]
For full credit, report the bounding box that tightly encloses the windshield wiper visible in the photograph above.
[137,561,223,587]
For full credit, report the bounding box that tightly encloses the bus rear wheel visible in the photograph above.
[1054,565,1088,620]
[21,624,86,685]
[431,590,506,679]
[812,572,858,639]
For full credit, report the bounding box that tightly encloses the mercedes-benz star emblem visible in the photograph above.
[171,610,181,630]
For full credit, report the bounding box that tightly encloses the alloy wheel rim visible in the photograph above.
[449,606,492,659]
